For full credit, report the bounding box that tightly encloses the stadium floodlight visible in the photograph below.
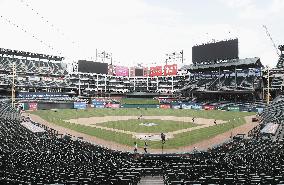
[11,62,16,108]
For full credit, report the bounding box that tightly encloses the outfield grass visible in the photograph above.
[120,98,159,105]
[96,119,197,133]
[31,108,255,149]
[33,108,254,121]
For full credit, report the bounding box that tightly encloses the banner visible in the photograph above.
[191,104,202,110]
[129,67,135,77]
[115,66,129,76]
[160,104,171,109]
[95,104,105,108]
[105,103,120,108]
[150,66,163,77]
[121,104,159,108]
[29,103,38,111]
[108,65,114,75]
[182,104,192,109]
[28,76,40,81]
[18,92,68,98]
[54,77,64,82]
[227,106,240,112]
[74,102,87,109]
[42,77,53,81]
[143,67,148,77]
[203,105,215,110]
[164,64,177,76]
[171,105,181,109]
[92,101,105,105]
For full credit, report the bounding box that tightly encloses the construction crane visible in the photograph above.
[263,25,280,56]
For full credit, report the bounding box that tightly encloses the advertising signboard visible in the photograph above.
[29,103,38,111]
[74,102,87,109]
[160,104,171,109]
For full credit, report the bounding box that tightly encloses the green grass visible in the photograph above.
[30,108,255,149]
[96,119,197,133]
[33,108,254,121]
[161,118,244,149]
[120,98,159,105]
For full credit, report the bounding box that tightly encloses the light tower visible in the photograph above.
[11,62,16,107]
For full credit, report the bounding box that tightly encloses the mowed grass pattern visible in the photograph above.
[31,108,255,149]
[33,108,254,120]
[96,119,197,133]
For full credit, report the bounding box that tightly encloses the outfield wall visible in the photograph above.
[19,99,264,114]
[120,104,159,108]
[19,102,74,110]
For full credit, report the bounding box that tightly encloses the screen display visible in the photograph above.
[135,68,143,76]
[192,39,238,64]
[78,60,108,74]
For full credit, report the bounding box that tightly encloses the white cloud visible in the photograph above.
[0,0,282,68]
[270,0,284,14]
[221,0,284,20]
[219,0,253,8]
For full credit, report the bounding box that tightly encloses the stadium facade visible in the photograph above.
[0,39,283,103]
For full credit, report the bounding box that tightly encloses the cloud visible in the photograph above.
[220,0,284,20]
[219,0,253,8]
[0,0,282,68]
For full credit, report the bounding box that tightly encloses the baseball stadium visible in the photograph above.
[1,1,284,185]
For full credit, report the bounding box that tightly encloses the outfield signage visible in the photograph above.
[115,66,129,76]
[171,105,181,109]
[227,106,239,111]
[191,104,202,110]
[18,92,68,98]
[121,104,159,108]
[160,104,171,109]
[105,103,120,108]
[203,105,215,110]
[74,102,87,109]
[92,101,105,105]
[181,104,192,109]
[95,104,105,108]
[28,103,38,111]
[239,107,249,112]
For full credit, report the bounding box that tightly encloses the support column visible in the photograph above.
[171,76,174,92]
[218,68,221,90]
[104,75,107,92]
[78,74,81,96]
[235,66,237,90]
[134,77,136,91]
[267,67,270,104]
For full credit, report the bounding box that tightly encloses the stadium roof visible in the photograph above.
[0,48,64,61]
[184,57,262,71]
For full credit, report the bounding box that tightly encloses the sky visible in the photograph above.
[0,0,283,67]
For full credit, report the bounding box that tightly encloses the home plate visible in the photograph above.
[134,133,173,141]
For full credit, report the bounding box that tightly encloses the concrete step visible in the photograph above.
[138,176,164,185]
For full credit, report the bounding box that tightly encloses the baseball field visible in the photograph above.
[30,108,256,151]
